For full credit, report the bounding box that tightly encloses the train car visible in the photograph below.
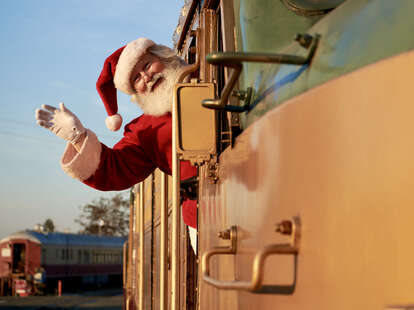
[0,230,125,296]
[125,0,414,309]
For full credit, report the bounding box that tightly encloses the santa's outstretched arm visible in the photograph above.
[35,102,102,180]
[35,102,154,189]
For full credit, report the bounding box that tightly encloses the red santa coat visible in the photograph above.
[60,113,197,228]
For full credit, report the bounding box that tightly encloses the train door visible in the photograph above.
[12,243,25,274]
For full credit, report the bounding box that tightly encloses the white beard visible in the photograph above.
[131,61,185,116]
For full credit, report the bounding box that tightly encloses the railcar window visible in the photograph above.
[42,249,46,264]
[83,250,90,264]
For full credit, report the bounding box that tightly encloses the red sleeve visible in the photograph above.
[83,119,157,191]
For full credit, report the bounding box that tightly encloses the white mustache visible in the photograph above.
[147,73,163,91]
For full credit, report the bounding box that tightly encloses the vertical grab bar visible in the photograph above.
[139,183,145,310]
[171,28,200,310]
[160,173,168,310]
[172,92,181,310]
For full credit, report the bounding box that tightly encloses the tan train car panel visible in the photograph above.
[198,50,414,310]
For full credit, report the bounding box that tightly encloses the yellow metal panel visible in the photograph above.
[175,81,217,165]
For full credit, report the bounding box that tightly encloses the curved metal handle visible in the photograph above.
[177,29,200,83]
[202,33,320,112]
[202,218,300,292]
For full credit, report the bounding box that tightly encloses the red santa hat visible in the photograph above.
[96,38,155,131]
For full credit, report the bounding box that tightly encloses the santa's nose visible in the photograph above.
[142,72,152,82]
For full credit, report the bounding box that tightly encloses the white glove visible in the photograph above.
[35,102,86,144]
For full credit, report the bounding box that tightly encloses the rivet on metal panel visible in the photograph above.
[275,220,293,235]
[295,33,314,49]
[217,229,231,240]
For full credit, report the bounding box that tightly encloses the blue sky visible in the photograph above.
[0,0,183,239]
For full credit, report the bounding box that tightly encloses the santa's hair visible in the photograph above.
[148,44,187,66]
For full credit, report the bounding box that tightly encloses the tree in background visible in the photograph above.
[75,193,130,236]
[43,218,55,232]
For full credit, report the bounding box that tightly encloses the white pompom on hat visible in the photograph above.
[96,38,155,131]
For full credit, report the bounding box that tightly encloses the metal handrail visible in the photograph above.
[171,28,201,310]
[202,34,320,112]
[202,219,300,292]
[202,243,298,291]
[172,101,181,310]
[160,173,168,310]
[138,183,144,310]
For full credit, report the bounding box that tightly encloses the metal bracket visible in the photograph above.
[202,33,320,112]
[201,217,301,292]
[206,160,219,183]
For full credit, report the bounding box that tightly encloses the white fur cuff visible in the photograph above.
[61,129,102,181]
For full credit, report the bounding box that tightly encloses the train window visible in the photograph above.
[83,250,90,264]
[78,250,82,264]
[1,246,11,257]
[42,249,46,264]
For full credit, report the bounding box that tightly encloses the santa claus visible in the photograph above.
[35,38,197,233]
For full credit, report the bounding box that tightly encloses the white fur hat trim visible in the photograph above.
[105,113,123,131]
[114,37,155,95]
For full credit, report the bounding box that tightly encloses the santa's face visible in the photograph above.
[131,53,185,116]
[131,53,166,95]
